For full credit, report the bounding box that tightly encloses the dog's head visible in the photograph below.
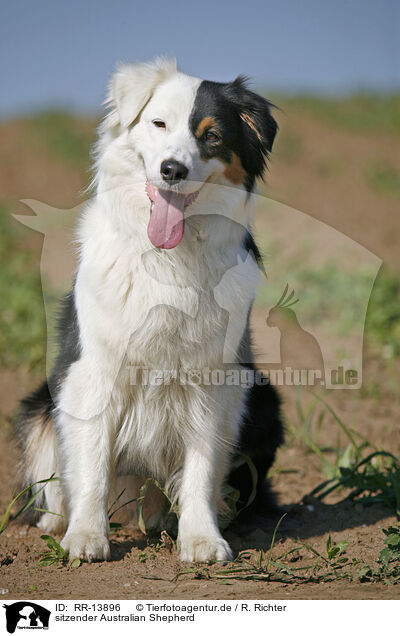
[101,57,277,248]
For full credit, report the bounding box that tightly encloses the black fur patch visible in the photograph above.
[228,230,284,521]
[48,288,81,398]
[17,289,81,438]
[190,78,278,191]
[242,229,265,275]
[228,373,284,520]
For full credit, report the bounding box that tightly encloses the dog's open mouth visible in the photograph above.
[146,180,199,249]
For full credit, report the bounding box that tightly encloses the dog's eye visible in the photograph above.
[153,119,166,129]
[205,130,220,142]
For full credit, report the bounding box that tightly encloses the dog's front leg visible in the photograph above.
[58,410,114,562]
[178,442,233,563]
[56,357,120,562]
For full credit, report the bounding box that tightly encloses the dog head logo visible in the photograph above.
[3,602,50,633]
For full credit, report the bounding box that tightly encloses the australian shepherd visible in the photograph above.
[17,58,283,563]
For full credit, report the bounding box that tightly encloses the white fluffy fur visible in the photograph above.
[35,58,260,562]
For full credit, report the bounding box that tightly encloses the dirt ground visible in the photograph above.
[0,376,399,600]
[0,104,399,600]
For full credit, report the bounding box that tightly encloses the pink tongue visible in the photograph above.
[147,188,186,249]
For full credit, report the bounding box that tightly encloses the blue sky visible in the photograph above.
[1,0,399,116]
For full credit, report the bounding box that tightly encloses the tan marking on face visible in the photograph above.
[195,116,218,138]
[240,112,263,142]
[223,153,246,184]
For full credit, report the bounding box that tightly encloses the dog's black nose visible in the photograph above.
[160,159,189,183]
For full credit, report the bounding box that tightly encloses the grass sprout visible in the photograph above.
[0,475,58,536]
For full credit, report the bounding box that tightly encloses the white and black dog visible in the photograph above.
[17,58,283,563]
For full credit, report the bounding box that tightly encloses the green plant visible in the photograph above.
[309,451,400,514]
[136,477,172,535]
[0,475,59,536]
[138,551,148,563]
[302,535,349,576]
[289,392,400,516]
[366,268,400,357]
[289,391,367,478]
[348,525,400,585]
[379,525,400,565]
[38,534,80,568]
[220,454,258,528]
[107,487,138,531]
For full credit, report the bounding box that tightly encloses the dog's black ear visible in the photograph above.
[233,76,278,153]
[105,57,177,129]
[231,76,278,179]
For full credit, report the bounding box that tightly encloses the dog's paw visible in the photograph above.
[61,532,110,562]
[37,513,67,535]
[179,534,232,563]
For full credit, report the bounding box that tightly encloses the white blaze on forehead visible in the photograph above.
[133,72,205,186]
[142,72,201,132]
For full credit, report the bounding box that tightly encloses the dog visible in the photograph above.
[16,58,283,563]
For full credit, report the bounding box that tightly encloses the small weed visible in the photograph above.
[138,551,148,563]
[107,487,137,531]
[309,451,400,514]
[379,525,400,570]
[0,475,59,536]
[221,454,258,528]
[349,525,400,585]
[38,534,80,568]
[302,535,349,576]
[136,477,174,535]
